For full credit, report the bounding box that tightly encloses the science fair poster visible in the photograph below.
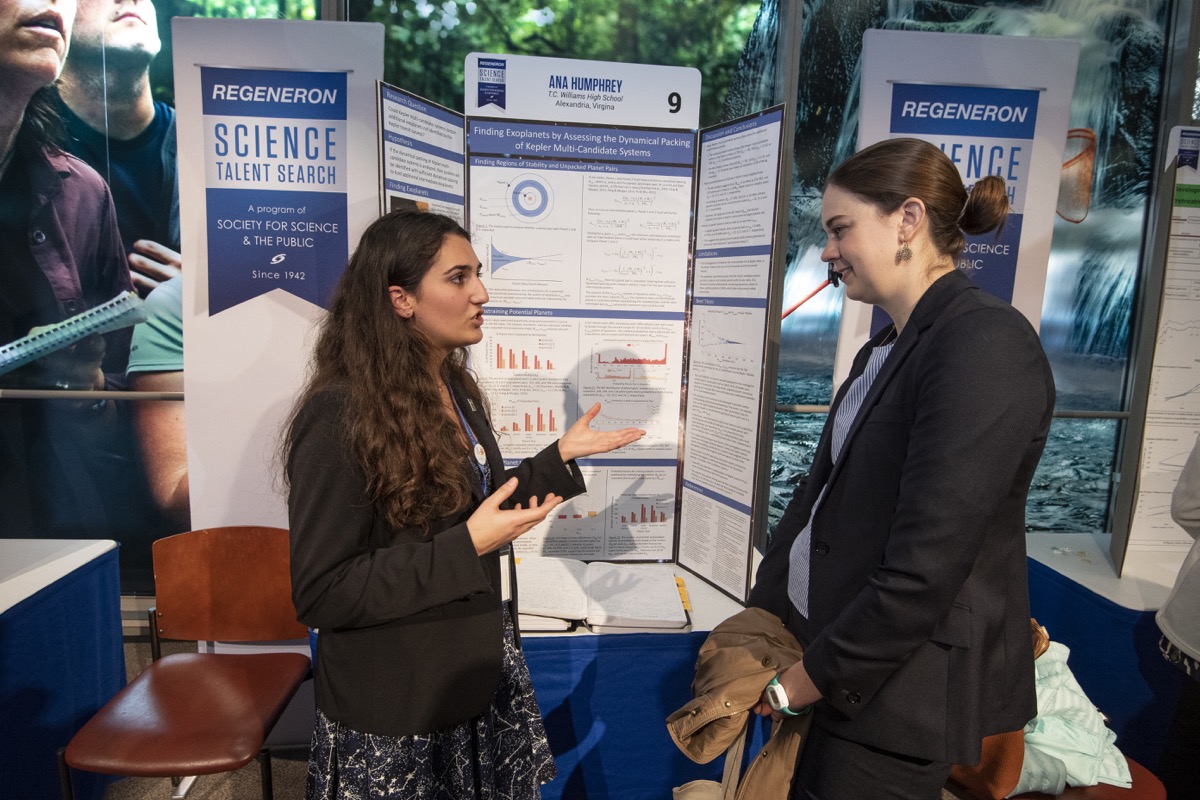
[1125,127,1200,574]
[456,54,707,565]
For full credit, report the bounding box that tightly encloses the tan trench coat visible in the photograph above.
[667,607,812,799]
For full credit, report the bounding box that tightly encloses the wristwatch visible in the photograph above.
[764,675,807,717]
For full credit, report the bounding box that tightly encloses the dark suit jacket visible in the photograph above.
[288,384,585,736]
[749,270,1055,764]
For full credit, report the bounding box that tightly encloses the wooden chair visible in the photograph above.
[945,620,1166,800]
[944,757,1165,799]
[57,526,312,800]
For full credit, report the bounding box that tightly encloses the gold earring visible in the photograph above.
[895,242,912,265]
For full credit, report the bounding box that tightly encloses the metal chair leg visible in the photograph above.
[56,748,75,800]
[170,775,199,799]
[258,750,274,800]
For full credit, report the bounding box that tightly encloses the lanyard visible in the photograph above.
[449,386,492,496]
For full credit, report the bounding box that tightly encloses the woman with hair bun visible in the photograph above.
[748,138,1055,799]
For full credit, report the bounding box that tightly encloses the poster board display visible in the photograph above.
[378,86,466,222]
[178,33,780,601]
[466,117,696,563]
[839,30,1079,383]
[678,107,785,598]
[380,59,784,597]
[1124,126,1200,576]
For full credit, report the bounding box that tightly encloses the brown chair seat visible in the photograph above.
[1011,757,1165,800]
[58,526,312,800]
[946,757,1165,800]
[66,651,311,776]
[946,621,1165,800]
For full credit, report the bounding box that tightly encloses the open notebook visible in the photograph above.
[515,556,691,633]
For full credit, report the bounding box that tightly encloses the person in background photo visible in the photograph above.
[0,0,160,575]
[56,0,180,296]
[124,273,188,531]
[748,138,1055,799]
[0,0,127,380]
[283,210,643,800]
[1,0,125,496]
[1154,433,1200,799]
[57,0,190,572]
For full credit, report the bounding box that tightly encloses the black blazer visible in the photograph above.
[749,270,1055,764]
[288,384,585,736]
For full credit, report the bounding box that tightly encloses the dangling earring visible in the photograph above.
[895,241,912,265]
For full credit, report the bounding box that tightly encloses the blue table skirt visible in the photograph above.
[522,559,1184,799]
[0,548,125,800]
[524,630,770,800]
[1027,557,1180,769]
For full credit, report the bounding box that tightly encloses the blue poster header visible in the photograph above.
[202,67,347,120]
[469,121,694,166]
[889,83,1039,139]
[701,107,783,144]
[381,85,463,127]
[682,480,751,516]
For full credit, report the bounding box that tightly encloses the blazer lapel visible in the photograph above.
[820,271,974,491]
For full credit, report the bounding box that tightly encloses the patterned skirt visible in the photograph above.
[306,608,556,800]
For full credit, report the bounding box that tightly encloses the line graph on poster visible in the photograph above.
[487,240,566,282]
[1150,368,1200,409]
[1139,426,1200,476]
[690,306,763,369]
[589,341,670,382]
[1156,314,1200,348]
[507,173,555,223]
[588,400,664,440]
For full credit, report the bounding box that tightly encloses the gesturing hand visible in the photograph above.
[467,477,563,555]
[557,403,646,463]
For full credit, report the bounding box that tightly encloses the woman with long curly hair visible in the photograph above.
[284,210,642,800]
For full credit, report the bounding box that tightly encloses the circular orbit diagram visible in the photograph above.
[507,174,554,223]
